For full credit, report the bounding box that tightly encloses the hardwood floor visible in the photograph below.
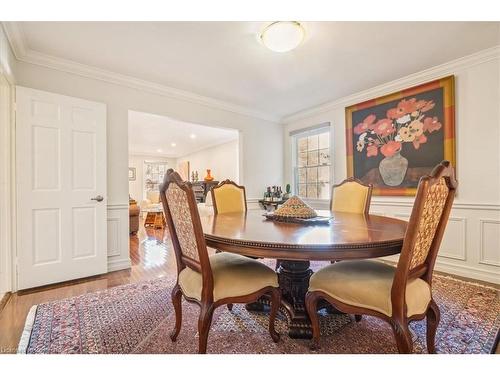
[0,222,175,354]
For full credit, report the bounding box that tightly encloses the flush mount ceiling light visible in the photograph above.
[171,142,176,147]
[260,21,305,52]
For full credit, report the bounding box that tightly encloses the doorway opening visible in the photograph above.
[127,110,240,269]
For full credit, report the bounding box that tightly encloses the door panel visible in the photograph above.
[16,86,107,289]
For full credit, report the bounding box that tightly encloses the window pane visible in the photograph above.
[293,128,331,198]
[298,152,307,167]
[318,182,331,199]
[319,131,329,149]
[308,135,319,150]
[298,168,307,183]
[319,148,330,165]
[307,150,319,166]
[298,184,307,197]
[318,166,329,182]
[298,137,308,153]
[307,184,318,198]
[307,167,318,183]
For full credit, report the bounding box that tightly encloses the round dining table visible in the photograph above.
[200,210,408,339]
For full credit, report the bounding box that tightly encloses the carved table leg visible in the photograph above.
[277,259,313,339]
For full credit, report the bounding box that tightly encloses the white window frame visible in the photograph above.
[143,161,169,197]
[290,122,333,203]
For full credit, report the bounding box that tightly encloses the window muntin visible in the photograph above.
[293,127,331,199]
[144,161,169,194]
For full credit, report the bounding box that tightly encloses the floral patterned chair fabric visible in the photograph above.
[165,183,201,262]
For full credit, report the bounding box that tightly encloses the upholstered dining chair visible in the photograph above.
[211,179,247,214]
[160,170,280,354]
[306,161,457,353]
[330,177,373,214]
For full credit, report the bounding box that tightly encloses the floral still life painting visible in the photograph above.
[345,76,455,195]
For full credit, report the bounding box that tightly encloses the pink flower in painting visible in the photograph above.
[423,116,442,133]
[413,134,428,149]
[366,144,378,157]
[353,114,376,135]
[373,118,395,137]
[386,99,418,120]
[380,141,402,158]
[420,100,435,112]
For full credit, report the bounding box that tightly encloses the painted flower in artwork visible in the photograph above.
[353,114,376,135]
[380,141,401,158]
[354,97,443,159]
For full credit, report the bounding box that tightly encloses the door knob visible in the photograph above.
[91,195,104,202]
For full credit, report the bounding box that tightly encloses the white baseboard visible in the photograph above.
[107,257,131,272]
[433,261,500,285]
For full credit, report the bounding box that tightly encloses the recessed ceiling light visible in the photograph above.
[171,142,176,147]
[156,148,163,153]
[260,21,305,53]
[190,134,196,139]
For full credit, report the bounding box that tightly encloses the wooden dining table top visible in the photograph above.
[200,210,408,261]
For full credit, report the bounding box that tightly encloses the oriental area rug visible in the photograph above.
[18,263,499,354]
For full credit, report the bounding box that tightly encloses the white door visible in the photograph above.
[16,86,107,290]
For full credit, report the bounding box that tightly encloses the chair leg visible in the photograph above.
[390,320,413,354]
[227,303,233,312]
[305,292,321,350]
[198,304,214,354]
[354,314,362,322]
[170,284,183,342]
[268,288,281,343]
[426,300,440,354]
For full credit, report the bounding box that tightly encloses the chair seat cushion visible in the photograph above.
[178,252,278,302]
[309,260,431,317]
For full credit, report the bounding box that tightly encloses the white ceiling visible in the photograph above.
[8,21,500,119]
[128,110,238,158]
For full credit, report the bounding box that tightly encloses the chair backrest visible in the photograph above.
[211,179,247,214]
[159,170,214,294]
[391,161,457,315]
[330,177,373,214]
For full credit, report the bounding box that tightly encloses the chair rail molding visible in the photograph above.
[2,22,280,124]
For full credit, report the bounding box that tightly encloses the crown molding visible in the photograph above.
[282,45,500,124]
[2,22,280,124]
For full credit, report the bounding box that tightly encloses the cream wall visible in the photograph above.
[14,60,283,274]
[283,47,500,284]
[177,140,239,183]
[0,26,15,295]
[128,155,177,202]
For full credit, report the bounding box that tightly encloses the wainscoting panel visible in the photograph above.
[440,217,467,261]
[479,219,500,267]
[107,204,131,272]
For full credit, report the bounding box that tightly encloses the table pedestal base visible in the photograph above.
[245,259,315,339]
[278,260,313,339]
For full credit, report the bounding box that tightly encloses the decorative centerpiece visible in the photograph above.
[274,195,317,218]
[264,196,330,225]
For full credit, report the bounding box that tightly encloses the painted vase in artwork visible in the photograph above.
[378,151,408,186]
[204,169,214,182]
